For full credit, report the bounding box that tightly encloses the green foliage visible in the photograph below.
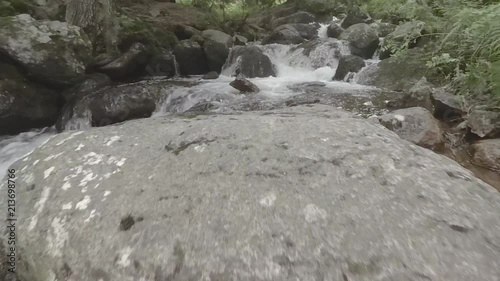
[360,0,500,106]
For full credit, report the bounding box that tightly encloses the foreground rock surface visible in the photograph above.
[2,105,500,281]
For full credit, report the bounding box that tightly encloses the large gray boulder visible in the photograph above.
[339,23,379,59]
[467,109,500,138]
[333,54,365,80]
[94,42,150,81]
[471,139,500,171]
[0,14,92,88]
[2,105,500,281]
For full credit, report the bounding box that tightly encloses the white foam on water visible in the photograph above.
[0,128,57,180]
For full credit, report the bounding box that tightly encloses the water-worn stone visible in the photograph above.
[386,77,434,112]
[333,54,365,80]
[341,10,372,29]
[224,46,277,78]
[230,75,260,93]
[145,50,177,77]
[203,39,230,73]
[471,139,500,170]
[56,80,164,131]
[467,110,500,138]
[326,22,343,38]
[61,73,112,101]
[2,105,500,281]
[173,40,209,75]
[287,23,319,40]
[369,22,396,37]
[0,14,92,88]
[0,63,61,135]
[378,107,445,150]
[94,42,150,81]
[233,34,248,45]
[201,29,233,48]
[262,24,305,45]
[339,23,379,59]
[271,11,315,30]
[431,87,464,121]
[293,38,351,69]
[202,71,219,79]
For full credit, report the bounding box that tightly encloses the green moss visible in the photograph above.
[117,15,179,53]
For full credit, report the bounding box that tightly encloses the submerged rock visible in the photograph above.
[0,63,61,135]
[378,107,445,150]
[333,54,365,80]
[202,71,219,79]
[467,109,500,138]
[0,14,92,88]
[3,105,500,281]
[230,75,260,93]
[471,139,500,170]
[339,23,379,59]
[224,46,276,78]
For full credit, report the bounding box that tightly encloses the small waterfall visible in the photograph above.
[173,53,180,77]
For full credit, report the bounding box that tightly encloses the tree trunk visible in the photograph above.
[66,0,118,55]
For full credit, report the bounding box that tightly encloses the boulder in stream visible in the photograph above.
[262,24,305,45]
[339,23,379,59]
[333,54,365,80]
[94,42,151,81]
[225,46,277,78]
[56,81,164,131]
[230,75,260,93]
[326,22,344,38]
[3,104,500,281]
[173,40,209,75]
[202,71,219,79]
[0,14,92,88]
[378,107,445,150]
[471,139,500,170]
[0,63,61,135]
[467,109,500,138]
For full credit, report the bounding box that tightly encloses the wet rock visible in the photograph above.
[230,75,260,93]
[174,40,209,75]
[0,14,92,88]
[225,46,276,78]
[378,107,445,150]
[333,55,365,80]
[387,77,434,112]
[339,23,379,59]
[431,88,464,121]
[94,42,150,81]
[233,34,248,45]
[145,51,177,78]
[203,39,230,73]
[471,139,500,170]
[327,22,344,38]
[262,24,305,45]
[5,105,500,281]
[341,10,372,29]
[56,81,163,131]
[294,38,350,69]
[61,73,112,101]
[202,71,219,80]
[288,23,319,40]
[370,22,397,37]
[467,110,500,138]
[356,48,438,91]
[271,11,315,30]
[0,63,61,135]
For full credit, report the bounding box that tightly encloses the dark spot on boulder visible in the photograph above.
[133,260,141,271]
[27,184,36,191]
[449,224,470,233]
[119,215,135,231]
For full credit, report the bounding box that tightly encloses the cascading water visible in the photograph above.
[1,22,383,172]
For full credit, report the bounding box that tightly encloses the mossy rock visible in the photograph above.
[117,15,178,53]
[0,0,31,16]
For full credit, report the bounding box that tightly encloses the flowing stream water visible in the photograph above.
[1,25,499,189]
